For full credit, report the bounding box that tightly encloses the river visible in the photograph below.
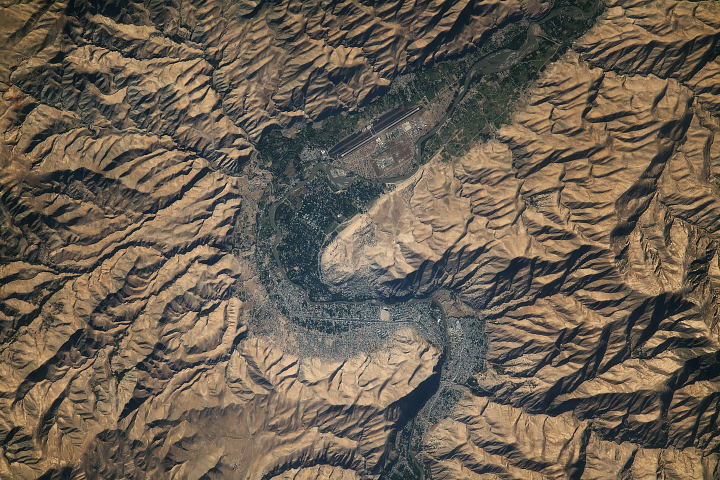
[258,1,601,476]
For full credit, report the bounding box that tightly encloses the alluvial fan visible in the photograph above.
[4,0,720,478]
[0,0,535,477]
[322,0,720,478]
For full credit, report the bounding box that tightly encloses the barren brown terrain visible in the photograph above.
[322,0,720,478]
[2,0,720,479]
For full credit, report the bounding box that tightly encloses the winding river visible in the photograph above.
[259,1,602,476]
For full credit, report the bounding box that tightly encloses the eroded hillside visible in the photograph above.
[1,0,547,172]
[0,74,442,478]
[0,0,542,478]
[322,0,720,478]
[3,0,720,478]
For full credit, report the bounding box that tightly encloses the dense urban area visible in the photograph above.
[246,2,605,478]
[8,0,720,478]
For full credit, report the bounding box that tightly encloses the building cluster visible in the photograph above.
[263,274,448,359]
[330,107,434,180]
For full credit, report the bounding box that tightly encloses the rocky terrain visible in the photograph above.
[322,0,720,478]
[1,0,548,172]
[2,0,720,479]
[0,0,536,478]
[0,78,442,477]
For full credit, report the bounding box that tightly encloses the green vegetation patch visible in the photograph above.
[255,47,474,188]
[276,177,384,301]
[255,0,604,309]
[256,114,357,185]
[422,0,603,162]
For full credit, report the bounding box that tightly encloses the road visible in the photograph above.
[259,2,602,475]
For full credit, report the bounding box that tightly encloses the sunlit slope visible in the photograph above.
[1,0,547,171]
[321,0,720,477]
[0,0,527,477]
